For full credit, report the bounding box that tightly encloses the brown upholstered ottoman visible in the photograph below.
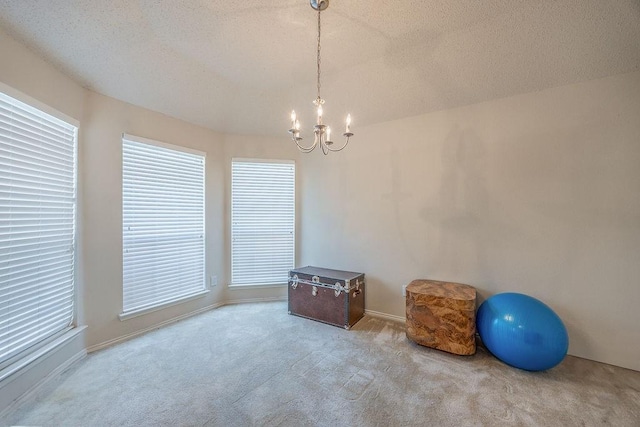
[405,279,477,355]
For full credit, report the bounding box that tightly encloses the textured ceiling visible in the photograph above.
[0,0,639,137]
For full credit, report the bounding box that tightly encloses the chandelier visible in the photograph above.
[288,0,353,155]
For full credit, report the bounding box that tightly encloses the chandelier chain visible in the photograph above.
[316,6,321,99]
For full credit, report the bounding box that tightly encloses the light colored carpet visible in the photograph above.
[1,301,639,426]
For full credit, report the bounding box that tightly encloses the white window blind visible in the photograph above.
[231,159,295,286]
[122,135,205,315]
[0,91,77,367]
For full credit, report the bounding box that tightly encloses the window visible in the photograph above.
[0,90,77,367]
[121,134,205,317]
[231,159,295,286]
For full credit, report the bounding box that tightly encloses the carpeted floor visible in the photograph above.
[1,301,639,426]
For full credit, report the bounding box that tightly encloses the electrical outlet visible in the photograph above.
[402,284,407,297]
[210,275,218,287]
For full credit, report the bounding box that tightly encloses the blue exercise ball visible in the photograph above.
[477,293,568,371]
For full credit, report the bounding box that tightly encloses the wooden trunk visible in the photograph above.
[405,279,476,355]
[288,266,365,329]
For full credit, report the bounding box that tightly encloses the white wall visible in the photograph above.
[299,71,640,371]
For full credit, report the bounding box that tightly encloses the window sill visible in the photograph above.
[0,326,86,384]
[119,290,210,321]
[228,283,288,291]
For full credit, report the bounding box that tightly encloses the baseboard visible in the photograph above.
[87,297,287,353]
[365,309,406,324]
[38,300,399,359]
[2,299,402,418]
[0,327,86,385]
[0,349,86,420]
[87,301,225,353]
[224,296,287,305]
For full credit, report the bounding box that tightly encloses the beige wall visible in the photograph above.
[221,134,299,304]
[299,71,640,371]
[0,28,84,120]
[0,27,87,412]
[80,97,297,349]
[2,25,640,372]
[1,27,87,328]
[80,91,228,348]
[0,28,292,352]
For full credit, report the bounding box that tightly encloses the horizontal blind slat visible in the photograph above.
[231,161,295,286]
[0,90,76,366]
[122,137,205,313]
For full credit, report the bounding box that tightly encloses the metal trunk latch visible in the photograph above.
[290,274,298,289]
[334,282,342,297]
[312,285,318,296]
[353,278,362,297]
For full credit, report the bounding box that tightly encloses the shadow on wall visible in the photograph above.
[419,124,488,278]
[381,145,416,265]
[419,124,527,282]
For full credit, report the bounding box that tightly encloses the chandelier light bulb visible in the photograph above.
[290,110,296,128]
[346,114,351,133]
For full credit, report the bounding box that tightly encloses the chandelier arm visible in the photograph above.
[324,135,351,152]
[297,143,317,153]
[293,138,318,153]
[291,134,318,152]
